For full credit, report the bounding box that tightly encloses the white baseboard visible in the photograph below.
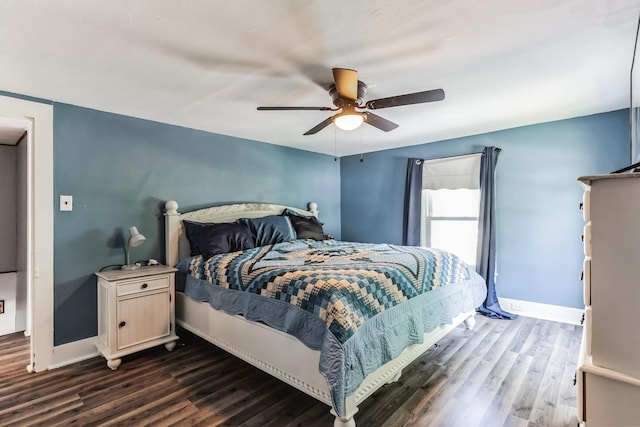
[50,335,99,369]
[499,297,584,325]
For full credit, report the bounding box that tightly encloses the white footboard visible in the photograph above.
[176,292,331,404]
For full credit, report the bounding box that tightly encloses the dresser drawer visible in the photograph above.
[585,306,592,357]
[583,257,591,306]
[582,190,591,222]
[117,276,169,296]
[583,222,591,257]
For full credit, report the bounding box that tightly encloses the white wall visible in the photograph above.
[0,144,17,272]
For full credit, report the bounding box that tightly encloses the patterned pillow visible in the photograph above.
[281,208,325,240]
[237,215,296,246]
[183,220,255,259]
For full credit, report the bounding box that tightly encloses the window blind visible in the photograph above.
[422,153,482,190]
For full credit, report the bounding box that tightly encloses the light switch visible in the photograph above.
[60,195,73,211]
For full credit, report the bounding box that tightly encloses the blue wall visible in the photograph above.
[6,89,630,344]
[340,110,629,309]
[53,103,341,345]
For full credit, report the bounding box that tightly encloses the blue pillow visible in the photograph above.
[183,220,255,259]
[237,215,296,246]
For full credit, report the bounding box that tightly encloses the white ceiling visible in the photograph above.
[1,1,639,155]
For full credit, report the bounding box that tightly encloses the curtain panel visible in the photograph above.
[476,147,517,319]
[403,158,423,246]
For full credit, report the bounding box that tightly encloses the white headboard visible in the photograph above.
[164,200,319,267]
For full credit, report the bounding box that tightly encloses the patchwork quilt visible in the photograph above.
[178,239,486,416]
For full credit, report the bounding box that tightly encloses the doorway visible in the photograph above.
[0,133,28,338]
[0,95,54,372]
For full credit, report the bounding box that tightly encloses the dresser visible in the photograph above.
[95,265,179,370]
[577,173,640,426]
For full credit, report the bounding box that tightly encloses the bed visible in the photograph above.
[164,200,486,427]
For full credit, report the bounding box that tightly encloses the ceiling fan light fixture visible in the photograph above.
[257,67,444,135]
[334,113,364,131]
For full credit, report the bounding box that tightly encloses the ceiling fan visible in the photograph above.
[257,68,445,135]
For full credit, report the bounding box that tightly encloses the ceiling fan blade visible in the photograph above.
[303,115,336,135]
[332,68,358,101]
[364,112,399,132]
[257,106,335,111]
[366,88,445,110]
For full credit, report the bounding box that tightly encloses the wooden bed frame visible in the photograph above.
[164,200,477,427]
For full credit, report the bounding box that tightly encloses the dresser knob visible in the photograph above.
[118,321,126,328]
[141,283,148,289]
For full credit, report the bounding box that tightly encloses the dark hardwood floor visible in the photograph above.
[0,315,581,426]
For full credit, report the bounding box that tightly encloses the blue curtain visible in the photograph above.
[476,147,517,319]
[403,158,423,246]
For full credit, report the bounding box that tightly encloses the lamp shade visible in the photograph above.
[122,226,147,270]
[128,226,146,248]
[334,113,364,131]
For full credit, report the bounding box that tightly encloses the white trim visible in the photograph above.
[499,297,584,325]
[51,336,99,369]
[0,95,54,372]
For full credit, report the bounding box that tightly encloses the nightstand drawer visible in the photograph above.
[117,276,169,296]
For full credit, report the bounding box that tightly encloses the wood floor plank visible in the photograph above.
[453,316,516,403]
[406,318,500,425]
[506,316,538,353]
[529,324,571,426]
[137,399,201,427]
[0,315,581,427]
[451,349,520,427]
[477,355,534,424]
[511,333,554,420]
[416,318,515,426]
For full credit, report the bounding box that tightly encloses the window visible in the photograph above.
[421,188,480,268]
[419,153,482,268]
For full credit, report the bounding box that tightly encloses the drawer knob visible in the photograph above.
[118,321,126,328]
[141,283,148,289]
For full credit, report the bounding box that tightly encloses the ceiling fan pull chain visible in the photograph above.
[334,127,338,161]
[360,126,364,163]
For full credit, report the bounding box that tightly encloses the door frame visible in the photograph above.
[0,95,54,372]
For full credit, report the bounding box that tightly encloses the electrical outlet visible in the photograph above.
[510,302,525,312]
[0,300,4,314]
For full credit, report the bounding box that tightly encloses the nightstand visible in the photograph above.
[95,265,179,370]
